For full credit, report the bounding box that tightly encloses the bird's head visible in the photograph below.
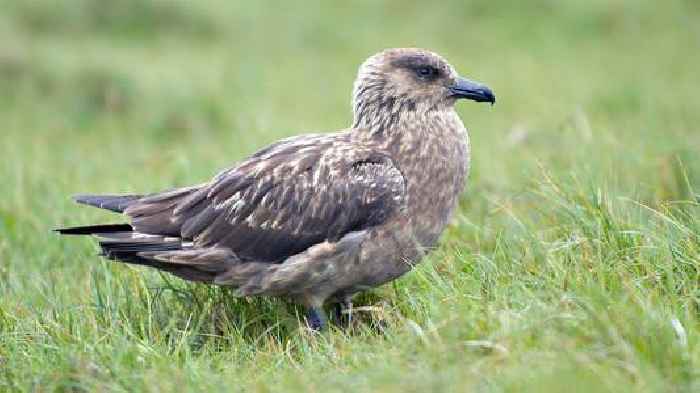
[352,48,494,131]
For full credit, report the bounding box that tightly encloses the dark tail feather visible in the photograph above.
[97,234,219,282]
[99,236,183,265]
[55,223,133,235]
[57,218,225,283]
[73,194,142,213]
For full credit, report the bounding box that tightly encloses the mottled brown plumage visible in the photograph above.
[57,48,495,330]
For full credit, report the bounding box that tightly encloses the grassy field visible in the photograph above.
[1,0,699,391]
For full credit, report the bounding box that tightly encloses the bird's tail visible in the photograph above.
[73,194,143,213]
[55,223,134,235]
[55,224,239,283]
[55,224,172,265]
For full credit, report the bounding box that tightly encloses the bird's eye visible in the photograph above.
[416,66,437,79]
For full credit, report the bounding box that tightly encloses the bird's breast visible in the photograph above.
[387,111,470,247]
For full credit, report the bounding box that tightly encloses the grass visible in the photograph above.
[0,0,698,391]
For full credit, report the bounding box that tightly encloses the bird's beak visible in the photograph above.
[448,77,495,105]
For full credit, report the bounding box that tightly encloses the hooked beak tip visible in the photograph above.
[449,77,495,105]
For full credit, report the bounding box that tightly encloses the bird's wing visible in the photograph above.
[125,133,407,262]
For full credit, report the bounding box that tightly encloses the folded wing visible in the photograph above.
[124,133,407,263]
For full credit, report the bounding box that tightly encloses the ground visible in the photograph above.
[0,1,698,391]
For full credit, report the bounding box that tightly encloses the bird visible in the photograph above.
[56,48,495,330]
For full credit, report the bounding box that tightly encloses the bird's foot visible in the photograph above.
[305,307,327,331]
[332,299,353,329]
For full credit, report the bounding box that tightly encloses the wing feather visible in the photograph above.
[125,133,406,263]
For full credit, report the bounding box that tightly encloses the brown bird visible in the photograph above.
[57,48,495,330]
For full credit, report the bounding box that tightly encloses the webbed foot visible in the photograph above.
[305,307,327,331]
[332,299,353,328]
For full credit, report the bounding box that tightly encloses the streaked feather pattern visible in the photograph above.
[56,48,492,327]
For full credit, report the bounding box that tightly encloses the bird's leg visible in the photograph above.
[305,307,327,331]
[332,297,353,328]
